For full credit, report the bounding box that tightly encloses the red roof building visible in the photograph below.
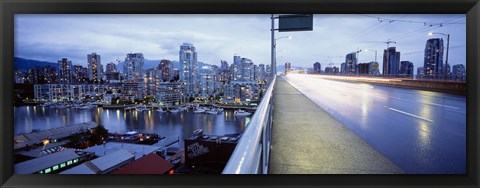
[111,153,174,174]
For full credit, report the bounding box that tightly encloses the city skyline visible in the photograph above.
[15,14,466,73]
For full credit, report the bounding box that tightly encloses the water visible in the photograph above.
[14,106,249,147]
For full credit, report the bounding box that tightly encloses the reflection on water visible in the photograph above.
[15,106,247,147]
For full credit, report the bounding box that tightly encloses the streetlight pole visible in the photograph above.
[429,32,450,80]
[271,14,275,79]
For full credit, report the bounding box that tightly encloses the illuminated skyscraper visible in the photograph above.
[179,43,198,96]
[383,47,400,77]
[58,58,73,84]
[123,53,144,82]
[87,53,103,83]
[423,38,444,79]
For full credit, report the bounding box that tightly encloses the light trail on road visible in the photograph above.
[283,74,466,174]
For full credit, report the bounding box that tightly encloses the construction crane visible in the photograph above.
[362,39,397,49]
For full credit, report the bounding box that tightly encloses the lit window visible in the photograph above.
[60,163,66,168]
[52,165,59,171]
[44,168,51,174]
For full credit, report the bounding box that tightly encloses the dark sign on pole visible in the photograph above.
[278,14,313,32]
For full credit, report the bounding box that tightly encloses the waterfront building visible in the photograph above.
[179,43,198,97]
[423,38,444,79]
[121,82,143,101]
[345,52,357,75]
[156,82,185,106]
[256,64,266,82]
[222,81,260,104]
[383,47,401,77]
[15,150,93,174]
[399,61,414,78]
[61,149,135,174]
[123,53,145,82]
[87,53,103,83]
[313,62,321,74]
[34,84,107,102]
[452,64,466,81]
[111,153,174,174]
[340,63,347,74]
[58,58,73,84]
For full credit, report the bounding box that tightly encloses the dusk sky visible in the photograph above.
[15,14,466,73]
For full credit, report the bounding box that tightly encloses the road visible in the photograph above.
[283,74,466,174]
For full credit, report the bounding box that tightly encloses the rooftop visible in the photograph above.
[15,150,80,174]
[111,153,174,174]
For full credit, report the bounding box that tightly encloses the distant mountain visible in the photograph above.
[14,57,58,70]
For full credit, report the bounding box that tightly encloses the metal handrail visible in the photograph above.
[222,76,276,174]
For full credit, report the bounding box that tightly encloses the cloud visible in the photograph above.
[15,14,466,72]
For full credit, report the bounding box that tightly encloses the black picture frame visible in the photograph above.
[1,0,479,187]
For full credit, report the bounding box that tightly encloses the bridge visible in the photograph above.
[222,74,466,174]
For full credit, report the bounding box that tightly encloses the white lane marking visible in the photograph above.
[418,100,460,110]
[385,106,434,123]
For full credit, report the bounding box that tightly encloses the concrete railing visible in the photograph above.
[222,76,276,174]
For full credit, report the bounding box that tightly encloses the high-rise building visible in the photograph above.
[345,53,357,74]
[146,68,157,96]
[399,61,414,78]
[340,63,346,74]
[231,55,242,81]
[58,58,73,84]
[27,66,57,84]
[451,64,466,81]
[73,64,86,83]
[255,64,266,82]
[218,60,230,83]
[87,53,103,83]
[106,62,117,73]
[199,66,217,98]
[179,43,198,96]
[105,62,120,83]
[158,59,173,82]
[383,47,401,77]
[241,58,254,82]
[417,67,425,79]
[266,65,271,77]
[313,62,321,74]
[423,38,444,79]
[123,53,145,82]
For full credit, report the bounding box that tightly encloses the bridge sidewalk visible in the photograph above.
[269,77,403,174]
